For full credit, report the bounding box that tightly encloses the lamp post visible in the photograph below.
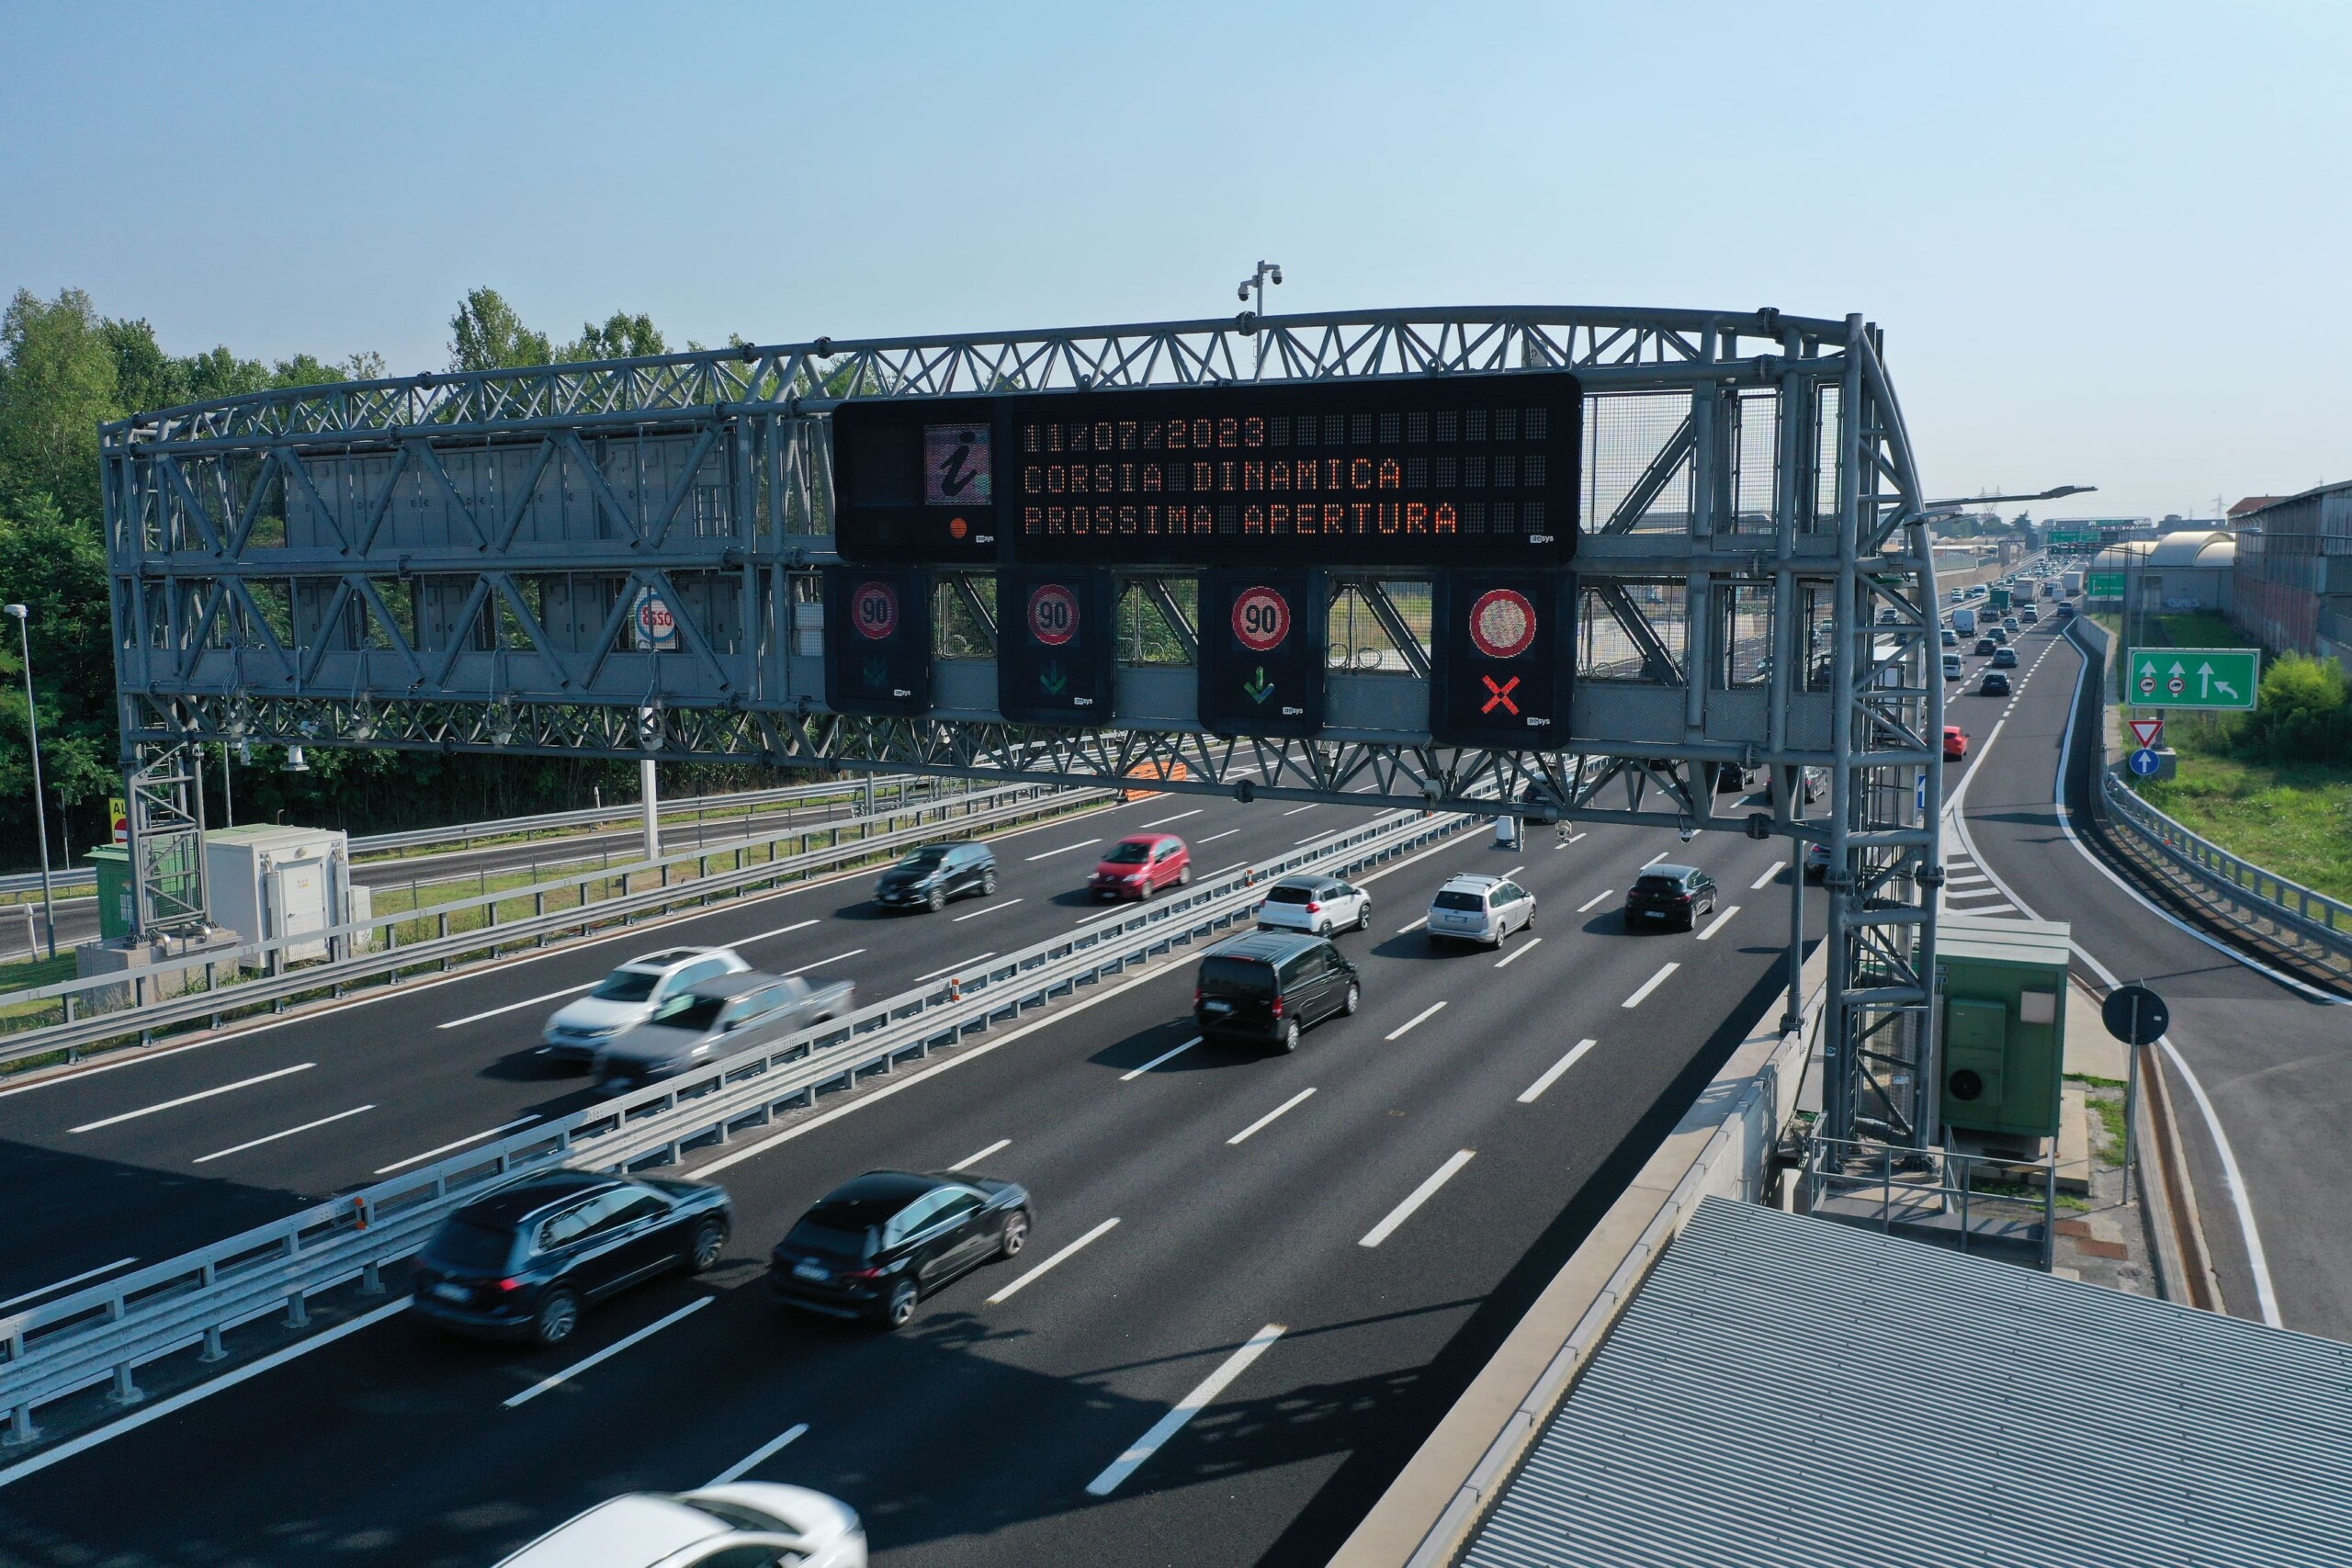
[5,604,57,960]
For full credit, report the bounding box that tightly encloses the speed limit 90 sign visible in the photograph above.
[850,581,899,640]
[1027,582,1079,647]
[1231,586,1292,652]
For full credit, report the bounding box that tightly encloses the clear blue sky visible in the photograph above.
[4,1,2343,519]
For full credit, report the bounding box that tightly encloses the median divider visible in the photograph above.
[0,800,1482,1453]
[1329,943,1828,1568]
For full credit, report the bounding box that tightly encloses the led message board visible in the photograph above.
[831,372,1582,569]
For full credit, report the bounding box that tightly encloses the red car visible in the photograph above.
[1943,726,1969,761]
[1091,834,1191,900]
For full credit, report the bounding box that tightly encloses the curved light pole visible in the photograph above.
[6,604,57,960]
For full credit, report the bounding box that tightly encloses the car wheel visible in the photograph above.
[1341,983,1360,1017]
[1278,1019,1302,1054]
[927,886,945,913]
[1317,920,1331,937]
[531,1289,581,1348]
[1000,1210,1031,1258]
[880,1279,919,1329]
[1355,904,1371,931]
[1177,864,1191,886]
[1490,922,1507,950]
[980,870,998,897]
[685,1217,727,1274]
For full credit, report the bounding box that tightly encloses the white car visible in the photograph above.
[1255,874,1371,935]
[1425,874,1536,948]
[541,947,750,1066]
[495,1484,864,1567]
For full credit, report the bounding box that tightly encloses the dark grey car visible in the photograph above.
[875,841,998,912]
[596,971,854,1093]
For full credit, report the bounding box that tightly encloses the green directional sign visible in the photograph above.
[2128,647,2259,710]
[2050,529,2098,547]
[2086,571,2126,598]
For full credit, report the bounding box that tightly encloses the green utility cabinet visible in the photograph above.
[85,845,134,942]
[1934,912,2069,1139]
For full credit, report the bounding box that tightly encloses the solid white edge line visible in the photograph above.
[503,1296,712,1408]
[947,1137,1011,1171]
[1493,936,1543,968]
[953,898,1023,922]
[1084,1323,1286,1496]
[1694,904,1740,942]
[705,1422,808,1488]
[438,981,598,1030]
[985,1216,1120,1304]
[1023,838,1102,862]
[1227,1087,1316,1145]
[374,1114,543,1176]
[0,1297,413,1493]
[782,948,864,979]
[1385,1002,1446,1041]
[193,1103,376,1165]
[1358,1149,1476,1247]
[1749,861,1786,890]
[1518,1038,1599,1103]
[911,953,992,984]
[1576,889,1614,914]
[1620,962,1679,1009]
[0,1257,140,1313]
[1119,1036,1202,1081]
[68,1062,318,1134]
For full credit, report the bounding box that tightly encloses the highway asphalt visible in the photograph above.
[0,779,1816,1565]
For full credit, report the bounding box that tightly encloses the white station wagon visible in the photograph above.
[1425,874,1536,949]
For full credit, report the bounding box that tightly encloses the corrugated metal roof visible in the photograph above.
[1460,1196,2352,1568]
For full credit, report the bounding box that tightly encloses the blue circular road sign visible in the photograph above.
[2128,748,2162,777]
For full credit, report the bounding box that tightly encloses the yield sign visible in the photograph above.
[2129,717,2164,749]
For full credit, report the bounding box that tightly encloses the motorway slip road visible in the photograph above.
[0,795,1818,1568]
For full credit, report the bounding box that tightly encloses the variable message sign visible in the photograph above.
[1198,570,1326,738]
[997,570,1115,726]
[2126,647,2258,710]
[1429,573,1575,747]
[822,568,933,716]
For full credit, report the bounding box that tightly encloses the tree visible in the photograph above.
[448,287,553,372]
[2235,653,2352,764]
[565,311,667,363]
[0,288,119,524]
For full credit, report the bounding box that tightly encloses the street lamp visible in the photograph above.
[5,604,57,960]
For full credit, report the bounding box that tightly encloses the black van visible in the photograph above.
[1193,931,1359,1053]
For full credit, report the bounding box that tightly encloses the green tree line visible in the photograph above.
[0,286,792,875]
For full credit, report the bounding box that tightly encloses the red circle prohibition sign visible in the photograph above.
[1467,588,1538,660]
[1231,586,1292,653]
[851,581,899,641]
[1027,583,1080,647]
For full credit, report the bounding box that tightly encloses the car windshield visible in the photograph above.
[430,1217,518,1273]
[1264,885,1315,904]
[590,969,662,1003]
[1105,841,1152,863]
[1634,874,1687,894]
[785,1218,875,1259]
[1200,956,1275,995]
[651,995,727,1032]
[896,847,949,871]
[1432,890,1487,911]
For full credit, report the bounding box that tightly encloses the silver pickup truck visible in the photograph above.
[594,969,855,1093]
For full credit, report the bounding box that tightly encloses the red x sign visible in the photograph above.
[1481,675,1521,716]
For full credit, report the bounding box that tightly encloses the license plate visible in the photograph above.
[1203,999,1232,1014]
[792,1261,831,1282]
[431,1281,470,1303]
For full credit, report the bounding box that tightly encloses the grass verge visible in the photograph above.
[2137,752,2352,901]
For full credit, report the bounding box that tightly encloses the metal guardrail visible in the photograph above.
[2100,771,2352,975]
[1804,1136,2056,1270]
[0,774,936,897]
[0,801,1476,1445]
[0,781,1101,1071]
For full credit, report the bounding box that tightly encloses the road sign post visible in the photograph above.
[2126,648,2258,711]
[2103,983,2169,1197]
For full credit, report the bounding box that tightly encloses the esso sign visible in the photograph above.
[633,589,679,651]
[850,581,899,641]
[1027,583,1079,647]
[1231,585,1292,652]
[1467,589,1538,660]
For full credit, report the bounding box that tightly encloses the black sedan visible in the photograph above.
[1625,864,1719,930]
[772,1169,1031,1328]
[412,1170,731,1347]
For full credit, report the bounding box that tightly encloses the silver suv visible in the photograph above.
[1425,874,1536,949]
[540,947,750,1066]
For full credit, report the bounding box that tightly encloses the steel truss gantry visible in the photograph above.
[101,306,1941,1147]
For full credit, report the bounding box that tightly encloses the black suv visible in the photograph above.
[772,1169,1032,1328]
[412,1170,731,1346]
[875,841,997,913]
[1624,864,1720,931]
[1193,931,1360,1053]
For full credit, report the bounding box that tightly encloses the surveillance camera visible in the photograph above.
[1679,826,1697,843]
[1238,283,1252,302]
[1270,267,1283,285]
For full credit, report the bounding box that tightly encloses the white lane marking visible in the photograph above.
[1494,936,1544,968]
[1140,809,1204,828]
[1621,963,1679,1009]
[1749,862,1785,890]
[0,1297,412,1492]
[1282,805,1320,816]
[912,953,992,983]
[1227,1087,1316,1145]
[1295,835,1329,846]
[1641,852,1670,868]
[947,1137,1010,1171]
[1943,886,2009,901]
[69,1063,316,1134]
[986,1216,1120,1305]
[783,948,864,978]
[1196,829,1240,845]
[1397,915,1429,933]
[1120,1036,1202,1081]
[1204,862,1248,878]
[1694,905,1740,942]
[1519,1038,1599,1103]
[503,1297,712,1408]
[1951,902,2018,916]
[439,982,597,1030]
[954,897,1024,921]
[2160,1035,2283,1324]
[705,1422,808,1488]
[1943,873,1992,886]
[1085,1323,1286,1496]
[193,1103,375,1165]
[1557,831,1588,846]
[1359,1149,1476,1247]
[1025,838,1102,862]
[373,1114,542,1175]
[739,917,822,944]
[0,1257,139,1313]
[1385,1002,1446,1041]
[1576,889,1615,913]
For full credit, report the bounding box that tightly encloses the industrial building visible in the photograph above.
[2232,479,2352,664]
